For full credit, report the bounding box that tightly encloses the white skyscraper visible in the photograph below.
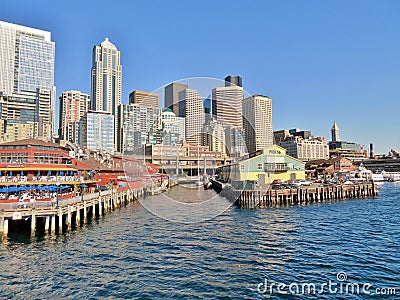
[91,38,122,151]
[212,86,243,129]
[0,20,56,141]
[243,94,273,153]
[179,89,205,145]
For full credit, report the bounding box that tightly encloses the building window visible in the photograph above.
[257,163,262,170]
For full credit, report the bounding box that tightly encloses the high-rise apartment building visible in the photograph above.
[225,75,242,87]
[164,82,188,116]
[81,110,114,154]
[129,90,159,107]
[91,38,122,151]
[58,91,90,144]
[212,86,243,129]
[242,94,273,154]
[178,88,205,145]
[0,20,56,141]
[118,104,161,154]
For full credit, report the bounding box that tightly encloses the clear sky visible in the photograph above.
[3,0,400,153]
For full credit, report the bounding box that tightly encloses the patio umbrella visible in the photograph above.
[8,187,18,192]
[17,186,26,191]
[0,188,7,192]
[61,185,69,189]
[60,171,64,175]
[20,171,24,176]
[47,170,51,175]
[10,171,12,176]
[2,187,9,192]
[80,184,88,188]
[38,170,41,176]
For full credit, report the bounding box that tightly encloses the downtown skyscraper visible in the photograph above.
[90,38,122,151]
[0,20,56,142]
[242,94,273,153]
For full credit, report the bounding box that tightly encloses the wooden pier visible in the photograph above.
[0,186,143,238]
[212,181,379,209]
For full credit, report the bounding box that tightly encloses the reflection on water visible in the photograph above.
[0,184,399,298]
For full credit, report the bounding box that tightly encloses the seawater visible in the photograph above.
[0,184,399,299]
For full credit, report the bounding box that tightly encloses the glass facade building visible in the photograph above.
[0,21,56,142]
[81,111,114,154]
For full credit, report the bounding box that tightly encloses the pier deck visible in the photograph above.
[212,181,379,209]
[0,186,144,237]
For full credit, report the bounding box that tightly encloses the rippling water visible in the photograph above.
[0,184,399,299]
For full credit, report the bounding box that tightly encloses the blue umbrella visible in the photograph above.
[10,171,12,176]
[38,170,41,176]
[20,171,24,176]
[2,187,9,192]
[0,188,6,192]
[8,187,18,192]
[56,171,59,176]
[80,184,88,188]
[17,186,26,191]
[60,185,69,189]
[60,171,64,175]
[47,170,51,175]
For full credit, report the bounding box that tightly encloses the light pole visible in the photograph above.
[55,181,60,209]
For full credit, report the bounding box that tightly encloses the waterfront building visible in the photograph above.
[178,88,205,145]
[278,136,329,162]
[212,85,243,129]
[90,38,122,150]
[242,94,273,154]
[329,141,366,161]
[306,157,356,177]
[0,21,56,140]
[331,121,340,142]
[225,75,242,87]
[81,111,114,154]
[202,118,226,156]
[129,90,160,107]
[118,104,161,154]
[164,82,188,117]
[58,91,90,144]
[158,108,185,146]
[217,145,306,185]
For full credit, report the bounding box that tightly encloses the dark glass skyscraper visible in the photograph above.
[224,75,242,87]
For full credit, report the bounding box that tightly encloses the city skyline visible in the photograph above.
[2,1,400,153]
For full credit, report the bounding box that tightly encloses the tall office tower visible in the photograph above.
[331,121,340,142]
[0,20,56,141]
[178,88,205,145]
[81,110,114,154]
[164,82,188,116]
[212,85,243,129]
[58,91,90,144]
[118,104,161,154]
[203,118,226,156]
[91,38,122,150]
[128,90,159,107]
[225,75,242,87]
[242,94,273,154]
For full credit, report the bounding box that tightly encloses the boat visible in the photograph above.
[382,171,400,182]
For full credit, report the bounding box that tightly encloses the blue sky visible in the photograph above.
[3,0,400,153]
